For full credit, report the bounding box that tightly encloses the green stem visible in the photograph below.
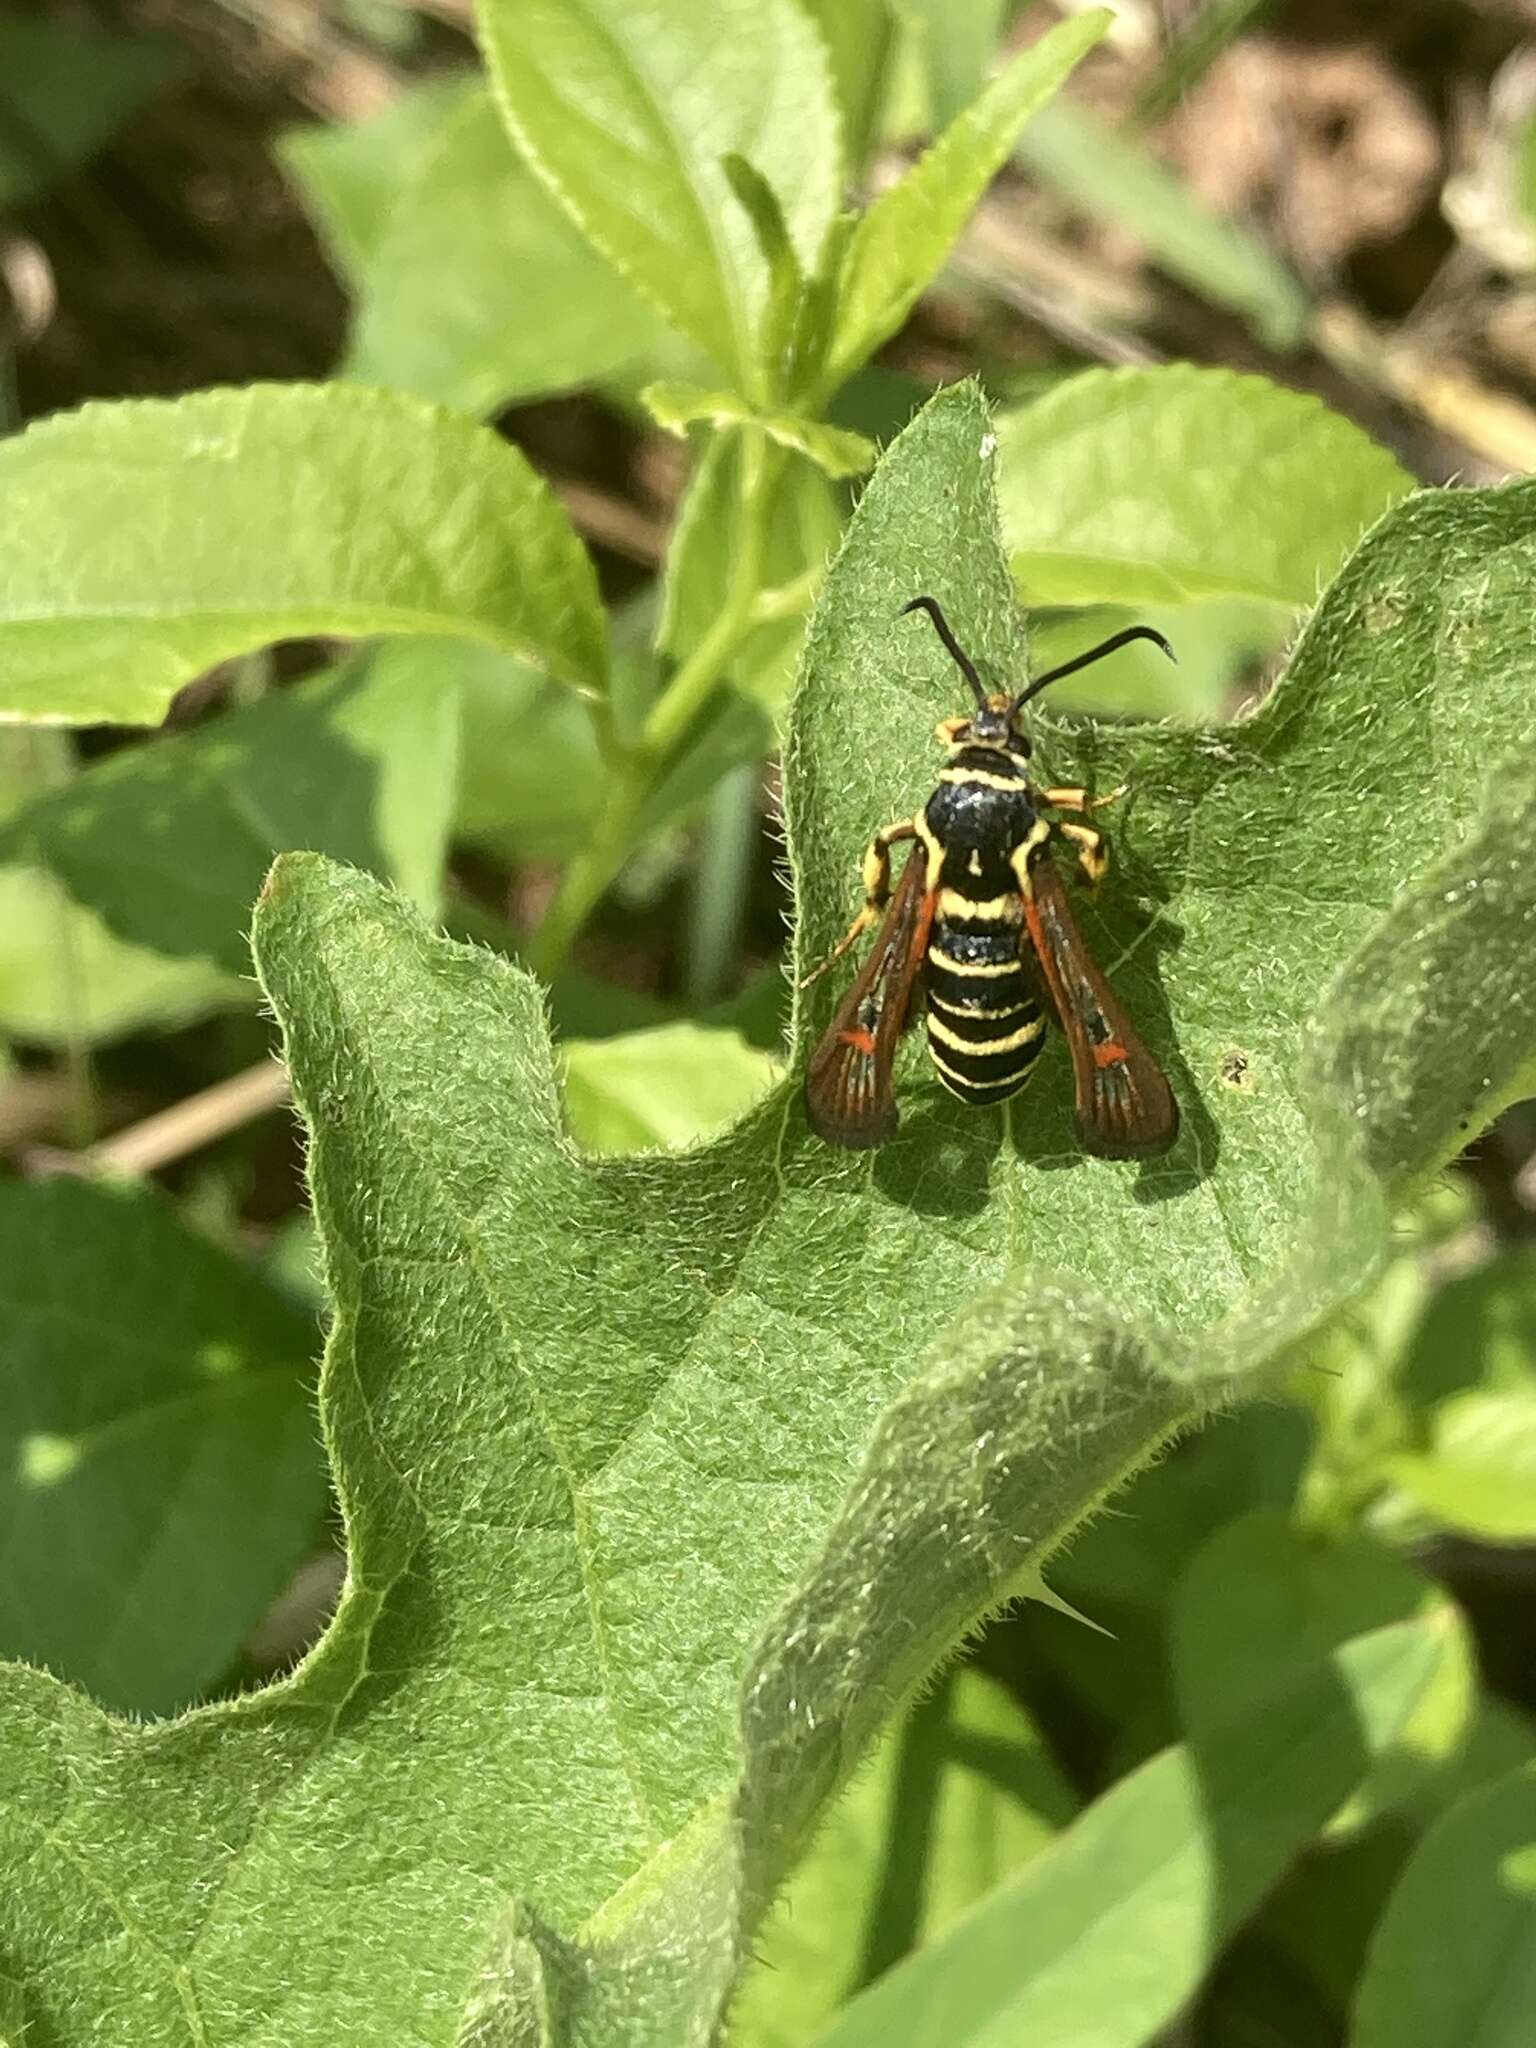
[527,432,783,979]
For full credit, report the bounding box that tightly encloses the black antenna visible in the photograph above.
[1010,626,1175,712]
[900,595,987,709]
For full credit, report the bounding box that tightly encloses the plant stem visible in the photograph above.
[527,432,783,979]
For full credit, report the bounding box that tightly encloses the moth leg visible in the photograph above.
[1055,817,1111,886]
[798,819,918,988]
[1037,781,1129,813]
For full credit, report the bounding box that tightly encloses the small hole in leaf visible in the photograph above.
[1219,1048,1255,1091]
[1362,594,1404,634]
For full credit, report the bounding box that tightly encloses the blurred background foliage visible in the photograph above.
[3,2,1536,2041]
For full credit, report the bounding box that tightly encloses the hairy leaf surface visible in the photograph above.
[0,386,1534,2046]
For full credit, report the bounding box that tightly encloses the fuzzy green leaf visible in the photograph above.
[1352,1764,1536,2048]
[0,653,460,975]
[809,1615,1457,2048]
[478,0,842,388]
[0,1180,323,1718]
[997,364,1414,607]
[1,384,1534,2046]
[0,383,606,725]
[345,88,669,413]
[643,381,876,478]
[822,12,1109,394]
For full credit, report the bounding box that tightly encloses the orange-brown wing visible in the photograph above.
[804,846,933,1149]
[1022,855,1178,1158]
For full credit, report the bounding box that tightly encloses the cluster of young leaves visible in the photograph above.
[3,370,1536,2044]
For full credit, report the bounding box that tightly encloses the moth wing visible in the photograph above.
[1022,854,1178,1158]
[804,847,933,1149]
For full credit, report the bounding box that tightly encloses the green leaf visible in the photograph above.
[902,0,1009,127]
[0,866,237,1045]
[447,641,607,862]
[1389,1391,1536,1542]
[0,652,460,975]
[798,0,894,173]
[345,88,668,414]
[1015,97,1311,350]
[0,1180,324,1718]
[1170,1514,1473,1827]
[0,382,605,726]
[643,381,876,478]
[996,364,1414,608]
[660,434,843,711]
[2,385,1536,2045]
[277,74,476,281]
[733,1669,1072,2048]
[822,12,1108,394]
[479,0,843,388]
[1397,1247,1536,1408]
[0,16,177,206]
[1352,1765,1536,2048]
[561,1022,782,1153]
[809,1615,1457,2048]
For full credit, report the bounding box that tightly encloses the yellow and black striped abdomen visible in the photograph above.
[919,750,1047,1108]
[924,916,1045,1106]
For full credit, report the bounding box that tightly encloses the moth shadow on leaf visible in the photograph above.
[872,1089,1002,1218]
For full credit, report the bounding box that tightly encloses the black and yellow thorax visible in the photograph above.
[913,743,1048,1107]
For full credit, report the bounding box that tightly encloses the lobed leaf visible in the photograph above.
[478,0,842,389]
[0,385,1534,2046]
[0,383,605,726]
[996,363,1414,608]
[0,1180,324,1718]
[821,12,1109,395]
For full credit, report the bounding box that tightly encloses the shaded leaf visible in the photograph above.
[810,1616,1456,2048]
[0,866,236,1045]
[0,383,605,725]
[798,0,894,173]
[1170,1514,1473,1828]
[733,1669,1071,2048]
[0,653,460,975]
[1352,1765,1536,2048]
[0,16,176,206]
[0,1180,323,1717]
